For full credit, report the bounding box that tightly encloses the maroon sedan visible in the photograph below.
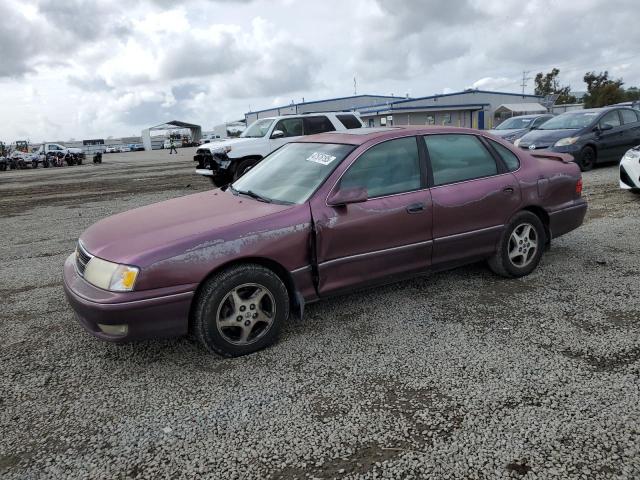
[63,127,587,356]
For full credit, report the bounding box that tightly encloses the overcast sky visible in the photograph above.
[1,0,639,141]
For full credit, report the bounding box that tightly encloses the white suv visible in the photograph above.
[194,112,364,185]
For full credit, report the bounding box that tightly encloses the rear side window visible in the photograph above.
[488,139,520,171]
[304,116,336,135]
[336,114,362,129]
[424,134,498,186]
[273,118,303,138]
[621,109,640,124]
[340,137,421,197]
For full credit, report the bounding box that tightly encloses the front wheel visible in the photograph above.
[233,158,259,181]
[192,264,290,357]
[488,211,545,278]
[577,146,596,171]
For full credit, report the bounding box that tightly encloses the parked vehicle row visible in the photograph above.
[64,126,587,357]
[488,114,553,143]
[193,112,364,186]
[515,106,640,171]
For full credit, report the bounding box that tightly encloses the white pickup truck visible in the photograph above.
[194,112,364,186]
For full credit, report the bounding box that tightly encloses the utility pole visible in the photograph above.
[521,71,531,94]
[353,76,357,96]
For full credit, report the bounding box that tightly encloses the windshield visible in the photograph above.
[538,112,599,130]
[495,117,533,130]
[241,119,274,138]
[231,142,354,204]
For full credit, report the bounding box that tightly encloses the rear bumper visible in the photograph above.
[63,254,193,343]
[548,199,588,239]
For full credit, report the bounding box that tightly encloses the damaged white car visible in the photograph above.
[620,146,640,192]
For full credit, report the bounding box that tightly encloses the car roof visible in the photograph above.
[256,112,361,121]
[296,126,486,146]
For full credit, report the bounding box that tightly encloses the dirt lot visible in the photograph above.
[0,149,639,479]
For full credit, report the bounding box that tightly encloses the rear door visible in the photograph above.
[303,116,336,135]
[310,136,433,295]
[424,134,521,266]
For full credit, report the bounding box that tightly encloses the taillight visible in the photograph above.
[575,178,583,196]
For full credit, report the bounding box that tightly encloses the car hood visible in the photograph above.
[80,189,293,266]
[519,128,580,146]
[199,137,257,151]
[487,128,526,139]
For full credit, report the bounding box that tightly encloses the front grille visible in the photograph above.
[75,241,93,277]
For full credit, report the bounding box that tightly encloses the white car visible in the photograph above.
[105,146,119,153]
[620,146,640,192]
[193,112,364,185]
[164,139,183,149]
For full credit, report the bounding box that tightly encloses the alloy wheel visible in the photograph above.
[508,223,538,268]
[215,283,276,345]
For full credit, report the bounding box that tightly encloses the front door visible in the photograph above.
[423,134,522,266]
[310,136,433,295]
[596,110,626,162]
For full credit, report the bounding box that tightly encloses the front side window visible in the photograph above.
[425,134,498,186]
[621,109,639,124]
[304,116,335,135]
[599,110,621,128]
[488,139,520,172]
[273,118,304,138]
[231,142,353,204]
[336,114,362,129]
[340,137,421,198]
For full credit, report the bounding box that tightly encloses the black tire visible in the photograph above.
[488,211,546,278]
[577,145,596,171]
[31,161,38,169]
[233,158,259,181]
[76,157,83,165]
[192,264,290,357]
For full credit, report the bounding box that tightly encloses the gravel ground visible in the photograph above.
[0,150,639,479]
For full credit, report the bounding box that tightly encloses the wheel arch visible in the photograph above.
[188,256,302,332]
[520,205,551,244]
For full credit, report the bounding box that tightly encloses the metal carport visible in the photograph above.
[141,120,202,151]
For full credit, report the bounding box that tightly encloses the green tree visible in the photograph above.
[534,68,577,105]
[582,71,626,108]
[624,86,640,102]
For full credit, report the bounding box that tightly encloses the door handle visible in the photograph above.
[406,202,426,213]
[503,187,515,194]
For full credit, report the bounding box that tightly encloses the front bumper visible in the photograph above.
[63,254,194,343]
[193,150,232,180]
[620,156,640,190]
[519,144,581,161]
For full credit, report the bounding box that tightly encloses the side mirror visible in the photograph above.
[271,130,285,139]
[595,124,613,132]
[327,186,368,207]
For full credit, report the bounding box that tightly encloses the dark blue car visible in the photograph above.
[515,107,640,171]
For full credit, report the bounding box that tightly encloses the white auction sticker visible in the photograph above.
[306,152,337,165]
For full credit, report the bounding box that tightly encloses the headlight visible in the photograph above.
[83,256,139,292]
[513,138,522,148]
[212,145,232,154]
[554,137,579,147]
[622,149,640,163]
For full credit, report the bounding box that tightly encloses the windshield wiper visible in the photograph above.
[233,188,272,203]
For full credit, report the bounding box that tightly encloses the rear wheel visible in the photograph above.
[192,264,289,357]
[577,146,596,171]
[488,211,545,278]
